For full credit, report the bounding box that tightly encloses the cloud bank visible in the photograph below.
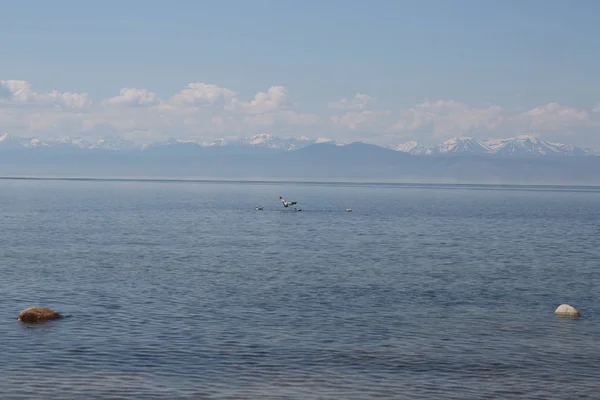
[1,79,600,148]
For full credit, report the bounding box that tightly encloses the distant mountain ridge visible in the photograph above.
[0,133,342,152]
[389,141,432,155]
[389,135,598,157]
[0,132,597,157]
[2,134,600,184]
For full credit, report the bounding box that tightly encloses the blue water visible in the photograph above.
[1,179,599,399]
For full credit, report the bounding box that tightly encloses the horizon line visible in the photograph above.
[2,176,600,192]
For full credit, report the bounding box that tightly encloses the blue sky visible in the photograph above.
[1,0,600,147]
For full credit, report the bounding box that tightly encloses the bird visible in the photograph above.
[279,196,297,208]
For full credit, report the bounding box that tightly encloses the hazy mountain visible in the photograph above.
[238,134,310,150]
[44,136,92,149]
[2,132,597,157]
[92,137,138,150]
[390,134,597,157]
[0,133,27,150]
[482,134,596,156]
[2,132,600,184]
[1,133,133,152]
[432,137,493,155]
[388,141,431,155]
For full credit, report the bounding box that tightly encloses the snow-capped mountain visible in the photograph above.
[141,134,343,152]
[44,136,91,148]
[235,134,343,150]
[22,138,51,148]
[482,134,595,156]
[1,134,124,150]
[92,137,137,150]
[1,132,598,156]
[239,134,311,150]
[313,137,344,146]
[199,138,232,147]
[388,141,431,155]
[141,137,201,151]
[390,134,598,156]
[433,137,492,155]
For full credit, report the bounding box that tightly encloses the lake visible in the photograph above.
[1,179,599,399]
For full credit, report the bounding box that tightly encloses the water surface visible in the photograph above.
[1,180,599,399]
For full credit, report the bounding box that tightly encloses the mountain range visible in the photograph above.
[0,133,343,153]
[1,132,597,157]
[388,135,598,157]
[2,132,600,184]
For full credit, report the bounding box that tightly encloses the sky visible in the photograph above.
[1,0,600,148]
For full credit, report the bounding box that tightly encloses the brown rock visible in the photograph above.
[17,307,64,323]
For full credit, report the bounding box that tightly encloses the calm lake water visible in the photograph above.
[1,179,599,399]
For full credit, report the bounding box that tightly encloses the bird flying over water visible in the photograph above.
[279,196,297,207]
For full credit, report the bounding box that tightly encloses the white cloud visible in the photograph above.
[228,86,291,114]
[381,100,600,147]
[40,91,91,109]
[330,110,391,130]
[387,100,504,138]
[328,93,374,110]
[0,80,33,102]
[517,102,589,131]
[102,88,159,107]
[0,80,314,142]
[244,110,319,126]
[1,79,600,149]
[168,82,237,105]
[0,80,90,109]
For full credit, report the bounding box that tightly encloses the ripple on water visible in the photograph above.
[1,181,600,399]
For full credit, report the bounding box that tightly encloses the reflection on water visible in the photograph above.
[1,180,599,399]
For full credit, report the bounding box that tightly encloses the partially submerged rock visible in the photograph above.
[554,304,581,318]
[17,307,64,323]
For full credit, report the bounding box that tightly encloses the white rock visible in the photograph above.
[554,304,581,318]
